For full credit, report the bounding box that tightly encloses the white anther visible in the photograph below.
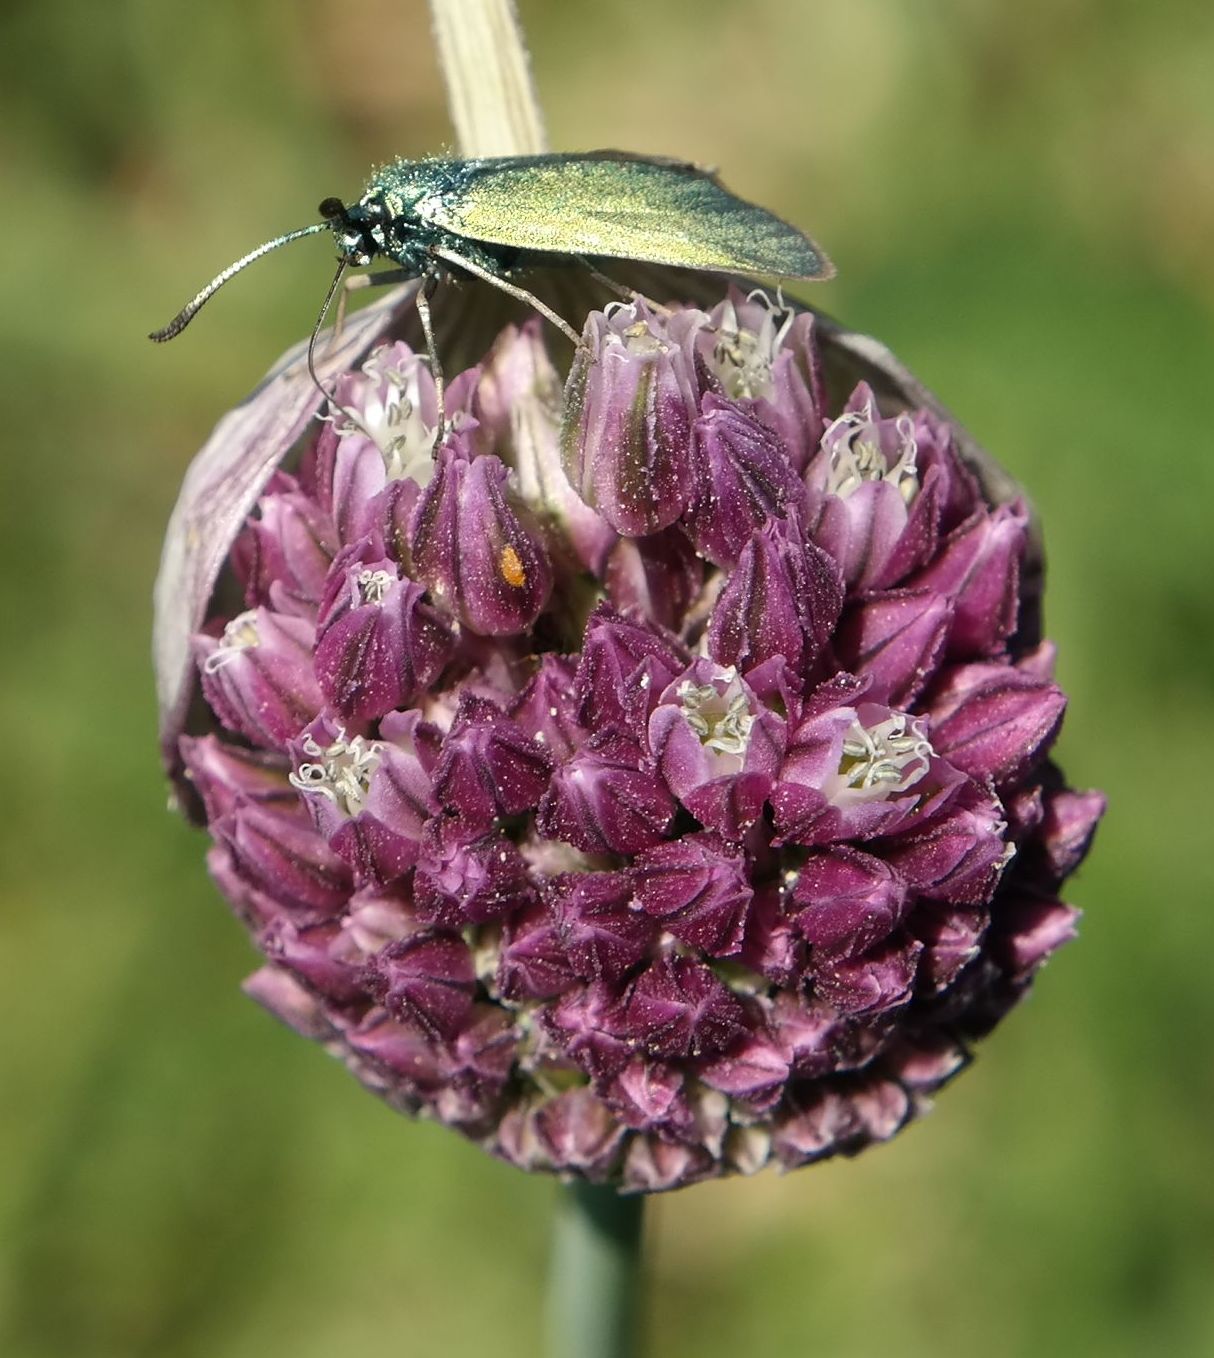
[357,567,396,604]
[821,404,919,503]
[826,712,932,805]
[677,667,755,757]
[335,350,437,483]
[709,290,794,401]
[202,610,260,673]
[288,727,382,815]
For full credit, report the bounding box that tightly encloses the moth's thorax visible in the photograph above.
[331,189,429,275]
[368,158,471,238]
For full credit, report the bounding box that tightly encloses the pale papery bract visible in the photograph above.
[157,281,1102,1192]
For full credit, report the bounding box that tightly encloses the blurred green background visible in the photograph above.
[2,1,1212,1354]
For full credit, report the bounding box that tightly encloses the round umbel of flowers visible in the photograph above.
[155,280,1103,1192]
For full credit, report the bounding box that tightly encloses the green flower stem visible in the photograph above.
[547,1181,645,1358]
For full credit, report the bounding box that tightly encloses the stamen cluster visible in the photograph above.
[175,291,1102,1191]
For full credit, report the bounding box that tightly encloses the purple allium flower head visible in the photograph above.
[156,278,1103,1192]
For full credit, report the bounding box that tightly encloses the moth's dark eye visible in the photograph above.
[317,197,346,220]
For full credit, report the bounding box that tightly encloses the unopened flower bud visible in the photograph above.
[195,608,321,749]
[538,747,677,855]
[547,871,654,984]
[633,833,753,958]
[622,954,748,1059]
[686,394,805,567]
[707,523,843,676]
[409,437,553,635]
[314,541,454,721]
[431,693,553,832]
[362,931,477,1039]
[562,302,703,535]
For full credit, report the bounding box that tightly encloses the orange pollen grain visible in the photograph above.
[499,545,526,589]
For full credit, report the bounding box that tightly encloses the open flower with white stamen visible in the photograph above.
[332,341,441,482]
[826,708,932,804]
[806,381,952,592]
[289,724,382,814]
[157,276,1102,1192]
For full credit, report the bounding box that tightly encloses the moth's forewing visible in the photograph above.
[430,154,834,281]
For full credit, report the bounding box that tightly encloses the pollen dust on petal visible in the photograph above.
[499,545,527,589]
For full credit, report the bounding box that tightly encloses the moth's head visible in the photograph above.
[320,196,385,267]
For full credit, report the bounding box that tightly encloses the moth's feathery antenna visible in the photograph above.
[148,223,331,342]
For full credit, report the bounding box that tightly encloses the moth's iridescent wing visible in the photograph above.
[428,152,834,281]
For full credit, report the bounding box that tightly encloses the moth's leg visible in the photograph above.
[432,245,581,345]
[414,269,446,441]
[574,259,673,317]
[307,258,349,402]
[334,268,415,335]
[331,268,446,442]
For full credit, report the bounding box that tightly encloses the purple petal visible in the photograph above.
[1038,788,1106,881]
[771,1089,862,1168]
[737,885,805,986]
[809,931,922,1016]
[928,661,1067,788]
[604,1059,691,1132]
[884,1033,969,1090]
[791,848,909,956]
[633,834,753,957]
[497,902,577,1001]
[194,608,322,749]
[510,653,587,761]
[833,589,952,707]
[179,734,295,823]
[260,916,364,1005]
[242,965,334,1040]
[696,1032,790,1109]
[621,955,748,1059]
[542,982,633,1081]
[622,1136,717,1193]
[472,319,618,575]
[548,871,655,984]
[313,540,455,721]
[992,893,1081,978]
[213,802,351,916]
[685,393,805,567]
[432,693,553,832]
[769,994,862,1078]
[413,819,535,926]
[363,931,477,1038]
[605,528,704,634]
[538,751,676,855]
[533,1088,626,1178]
[648,661,783,838]
[910,900,988,992]
[882,779,1009,903]
[907,503,1028,657]
[573,606,687,742]
[234,475,336,612]
[708,524,843,676]
[699,294,827,473]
